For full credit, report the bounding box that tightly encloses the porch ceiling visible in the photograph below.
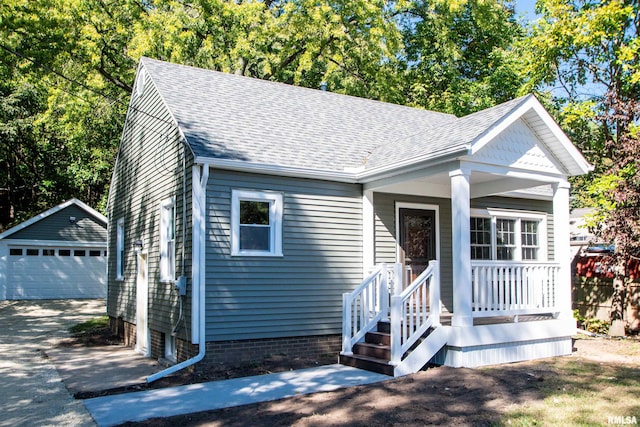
[370,169,554,200]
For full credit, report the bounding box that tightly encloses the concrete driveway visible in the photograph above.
[0,299,104,427]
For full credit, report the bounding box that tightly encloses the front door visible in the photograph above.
[399,208,437,287]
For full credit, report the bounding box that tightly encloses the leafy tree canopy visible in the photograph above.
[0,0,526,229]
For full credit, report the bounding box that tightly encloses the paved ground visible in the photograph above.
[0,299,105,427]
[84,364,389,426]
[47,344,164,395]
[0,299,389,427]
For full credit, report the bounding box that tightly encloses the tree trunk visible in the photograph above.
[610,259,627,336]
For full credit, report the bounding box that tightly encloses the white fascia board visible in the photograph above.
[194,156,357,183]
[196,146,468,186]
[471,95,535,155]
[528,101,593,175]
[1,239,107,248]
[448,319,576,348]
[0,198,106,240]
[358,146,470,184]
[464,160,568,183]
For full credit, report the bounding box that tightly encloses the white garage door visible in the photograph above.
[6,246,106,299]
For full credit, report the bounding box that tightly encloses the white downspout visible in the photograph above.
[147,164,209,383]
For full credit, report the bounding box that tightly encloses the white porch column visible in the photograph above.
[553,180,573,319]
[363,189,375,276]
[450,169,473,327]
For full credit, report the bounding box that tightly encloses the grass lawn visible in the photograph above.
[501,352,640,426]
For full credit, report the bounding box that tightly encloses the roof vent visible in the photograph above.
[320,81,327,92]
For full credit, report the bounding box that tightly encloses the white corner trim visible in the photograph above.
[191,164,208,344]
[0,198,106,240]
[362,190,375,274]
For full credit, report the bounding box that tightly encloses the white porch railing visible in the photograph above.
[471,261,561,317]
[390,260,440,366]
[341,264,390,355]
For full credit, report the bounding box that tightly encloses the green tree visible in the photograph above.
[400,0,524,115]
[522,0,640,333]
[521,0,639,162]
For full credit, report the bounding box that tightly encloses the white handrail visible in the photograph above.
[471,261,561,317]
[390,260,440,366]
[341,264,389,355]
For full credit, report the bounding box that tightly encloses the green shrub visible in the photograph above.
[574,310,610,335]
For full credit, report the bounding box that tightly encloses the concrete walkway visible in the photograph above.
[84,364,390,426]
[0,299,105,427]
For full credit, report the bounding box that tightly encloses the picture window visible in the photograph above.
[470,209,546,262]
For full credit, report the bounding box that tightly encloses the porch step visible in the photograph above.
[365,331,390,346]
[353,342,391,360]
[338,353,394,376]
[341,320,443,377]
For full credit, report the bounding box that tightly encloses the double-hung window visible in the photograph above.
[470,209,546,261]
[160,198,176,282]
[231,190,283,256]
[116,218,125,280]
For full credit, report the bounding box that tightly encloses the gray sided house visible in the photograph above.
[108,57,592,378]
[0,198,107,300]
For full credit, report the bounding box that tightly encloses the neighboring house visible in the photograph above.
[0,198,107,300]
[107,57,592,378]
[570,207,596,258]
[570,208,640,333]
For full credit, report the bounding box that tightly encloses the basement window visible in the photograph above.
[231,190,283,257]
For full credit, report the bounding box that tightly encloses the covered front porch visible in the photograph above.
[341,99,589,376]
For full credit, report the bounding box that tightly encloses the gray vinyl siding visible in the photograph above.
[9,205,106,242]
[106,71,193,340]
[205,170,363,341]
[373,193,454,312]
[471,196,554,260]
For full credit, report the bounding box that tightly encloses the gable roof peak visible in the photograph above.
[0,199,106,240]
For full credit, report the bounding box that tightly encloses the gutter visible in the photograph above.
[147,164,209,383]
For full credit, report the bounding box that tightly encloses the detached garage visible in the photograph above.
[0,199,107,300]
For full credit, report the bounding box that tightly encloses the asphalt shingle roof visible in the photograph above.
[140,57,532,174]
[364,95,532,170]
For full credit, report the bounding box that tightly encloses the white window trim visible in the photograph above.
[231,189,283,257]
[471,208,548,261]
[159,197,176,283]
[116,218,125,281]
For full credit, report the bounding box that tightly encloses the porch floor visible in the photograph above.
[438,313,555,326]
